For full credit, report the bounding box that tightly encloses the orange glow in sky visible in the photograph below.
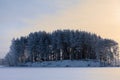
[0,0,120,58]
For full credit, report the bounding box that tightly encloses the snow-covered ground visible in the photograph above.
[25,60,101,67]
[0,66,4,67]
[0,68,120,80]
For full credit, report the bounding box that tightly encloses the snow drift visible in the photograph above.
[24,60,101,67]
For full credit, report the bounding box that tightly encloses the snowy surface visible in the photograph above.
[25,60,101,67]
[0,68,120,80]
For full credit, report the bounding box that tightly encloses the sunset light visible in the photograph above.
[0,0,120,58]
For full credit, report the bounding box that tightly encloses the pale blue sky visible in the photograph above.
[0,0,80,58]
[1,0,120,58]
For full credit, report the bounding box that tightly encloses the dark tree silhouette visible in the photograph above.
[5,29,119,66]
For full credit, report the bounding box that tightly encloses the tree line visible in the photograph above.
[4,30,119,66]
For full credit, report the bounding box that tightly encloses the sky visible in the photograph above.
[0,0,120,58]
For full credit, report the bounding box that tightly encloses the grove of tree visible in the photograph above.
[4,30,119,66]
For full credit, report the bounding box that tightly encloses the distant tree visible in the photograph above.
[4,29,119,66]
[96,39,119,66]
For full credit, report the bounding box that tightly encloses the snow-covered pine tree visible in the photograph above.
[4,29,119,66]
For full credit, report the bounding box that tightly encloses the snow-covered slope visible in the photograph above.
[0,65,4,67]
[25,60,101,67]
